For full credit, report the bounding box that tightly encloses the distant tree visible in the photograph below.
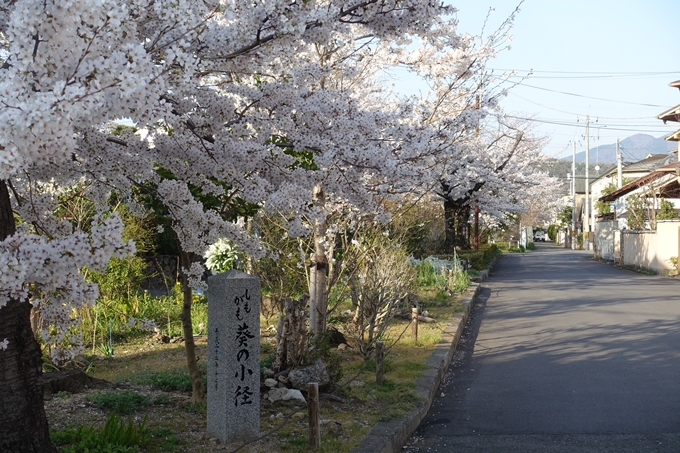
[557,206,572,228]
[595,182,618,215]
[656,198,679,221]
[627,195,647,230]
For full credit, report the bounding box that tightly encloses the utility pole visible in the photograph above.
[584,116,590,251]
[617,138,622,189]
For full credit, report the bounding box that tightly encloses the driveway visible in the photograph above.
[404,244,680,452]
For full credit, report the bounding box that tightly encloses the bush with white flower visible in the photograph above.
[204,238,241,275]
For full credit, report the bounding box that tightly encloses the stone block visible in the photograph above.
[207,270,261,443]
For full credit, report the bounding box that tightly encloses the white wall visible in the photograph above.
[622,231,658,271]
[594,220,617,261]
[656,220,680,273]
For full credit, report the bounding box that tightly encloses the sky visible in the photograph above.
[392,0,680,161]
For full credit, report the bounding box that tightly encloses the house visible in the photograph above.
[589,80,680,272]
[594,154,679,229]
[598,160,680,228]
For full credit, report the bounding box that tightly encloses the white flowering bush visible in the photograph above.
[0,213,134,364]
[204,238,240,275]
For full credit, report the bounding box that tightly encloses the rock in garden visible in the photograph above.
[267,387,306,405]
[321,419,343,434]
[264,378,278,388]
[288,359,330,390]
[326,326,347,347]
[283,389,306,404]
[267,387,287,403]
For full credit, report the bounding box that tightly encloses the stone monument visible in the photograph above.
[207,270,260,443]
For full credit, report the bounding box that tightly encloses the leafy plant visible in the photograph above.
[575,233,583,249]
[595,182,618,215]
[414,261,446,288]
[445,262,470,294]
[204,238,241,274]
[657,198,678,221]
[87,390,150,414]
[50,413,150,453]
[627,195,647,230]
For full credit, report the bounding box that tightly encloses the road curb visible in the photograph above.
[348,282,481,453]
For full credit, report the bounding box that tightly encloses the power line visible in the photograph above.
[499,74,678,80]
[490,69,680,75]
[506,92,658,119]
[491,76,671,107]
[495,113,674,133]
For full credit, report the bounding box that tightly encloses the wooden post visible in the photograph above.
[375,341,384,385]
[474,204,480,250]
[411,307,418,342]
[308,383,320,449]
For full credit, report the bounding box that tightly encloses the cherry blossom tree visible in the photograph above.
[437,119,560,251]
[0,1,482,449]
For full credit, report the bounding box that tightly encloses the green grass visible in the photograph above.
[371,380,422,421]
[147,428,182,452]
[130,370,208,393]
[133,371,193,392]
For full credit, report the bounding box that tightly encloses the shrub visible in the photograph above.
[526,241,536,251]
[414,261,446,287]
[345,234,414,360]
[204,238,242,274]
[451,243,501,270]
[657,198,679,221]
[87,390,150,414]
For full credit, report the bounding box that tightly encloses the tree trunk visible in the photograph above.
[0,180,58,453]
[309,184,328,340]
[179,249,205,403]
[443,197,471,252]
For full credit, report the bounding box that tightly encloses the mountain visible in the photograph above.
[569,134,675,164]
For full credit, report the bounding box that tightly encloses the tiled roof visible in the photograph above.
[620,153,673,172]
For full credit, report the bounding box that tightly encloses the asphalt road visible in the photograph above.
[404,243,680,452]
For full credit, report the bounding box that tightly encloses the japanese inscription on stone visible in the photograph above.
[207,270,260,443]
